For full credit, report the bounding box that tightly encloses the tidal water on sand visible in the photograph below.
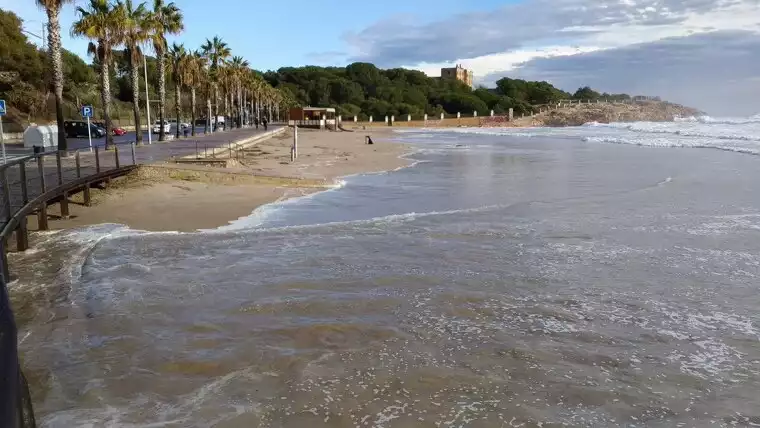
[12,117,760,427]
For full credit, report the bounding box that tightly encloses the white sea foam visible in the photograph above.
[395,113,760,157]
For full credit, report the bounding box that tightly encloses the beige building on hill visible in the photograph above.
[440,64,474,88]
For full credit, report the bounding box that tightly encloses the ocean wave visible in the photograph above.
[583,136,760,155]
[674,114,760,125]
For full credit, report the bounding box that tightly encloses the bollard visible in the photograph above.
[115,145,120,168]
[293,125,298,159]
[228,142,232,159]
[131,142,136,165]
[95,146,101,173]
[291,146,295,162]
[75,151,81,178]
[195,141,199,159]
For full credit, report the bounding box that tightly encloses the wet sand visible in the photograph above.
[41,128,408,232]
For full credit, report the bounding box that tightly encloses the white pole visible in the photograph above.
[0,116,5,164]
[143,52,152,144]
[86,116,93,152]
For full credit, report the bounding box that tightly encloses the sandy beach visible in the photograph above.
[38,127,409,232]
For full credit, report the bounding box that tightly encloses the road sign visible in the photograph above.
[0,100,6,116]
[81,105,93,118]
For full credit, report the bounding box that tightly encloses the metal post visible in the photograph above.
[55,151,63,185]
[1,169,11,221]
[0,115,5,164]
[95,146,100,173]
[37,156,46,192]
[131,142,136,165]
[37,156,48,230]
[86,115,93,152]
[115,145,120,168]
[228,142,232,159]
[19,162,27,205]
[204,144,207,158]
[195,141,199,159]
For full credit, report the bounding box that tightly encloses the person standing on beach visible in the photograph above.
[254,117,259,129]
[262,117,268,131]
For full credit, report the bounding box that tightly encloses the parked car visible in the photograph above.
[92,121,127,136]
[180,122,191,129]
[63,120,106,138]
[152,120,171,134]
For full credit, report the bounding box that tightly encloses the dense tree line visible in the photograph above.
[262,64,642,119]
[1,5,290,149]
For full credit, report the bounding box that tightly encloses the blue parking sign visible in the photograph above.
[0,100,6,116]
[81,105,93,118]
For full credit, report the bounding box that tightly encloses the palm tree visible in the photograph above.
[72,0,126,150]
[147,0,182,141]
[201,36,230,131]
[229,56,249,128]
[181,50,204,136]
[120,0,149,145]
[167,42,186,139]
[37,0,74,152]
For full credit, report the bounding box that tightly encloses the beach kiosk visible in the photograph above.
[288,107,336,130]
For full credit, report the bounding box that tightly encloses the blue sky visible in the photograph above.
[2,0,760,115]
[1,0,509,71]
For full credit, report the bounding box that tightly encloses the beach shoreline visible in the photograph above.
[34,127,411,233]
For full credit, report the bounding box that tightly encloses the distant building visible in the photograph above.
[440,64,473,88]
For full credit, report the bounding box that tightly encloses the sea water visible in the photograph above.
[10,115,760,427]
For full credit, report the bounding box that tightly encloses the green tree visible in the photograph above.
[167,42,185,138]
[201,36,230,130]
[119,0,149,144]
[147,0,182,141]
[573,86,599,100]
[37,0,75,151]
[72,0,126,149]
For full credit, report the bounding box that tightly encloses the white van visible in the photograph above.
[152,120,170,134]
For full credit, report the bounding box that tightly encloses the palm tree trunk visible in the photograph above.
[190,87,196,136]
[224,88,229,127]
[174,82,181,139]
[213,83,219,131]
[237,84,242,128]
[46,6,67,152]
[129,51,142,145]
[100,48,114,149]
[157,51,166,141]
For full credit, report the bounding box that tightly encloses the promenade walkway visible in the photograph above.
[0,126,282,225]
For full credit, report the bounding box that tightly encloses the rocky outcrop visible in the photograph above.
[513,101,704,127]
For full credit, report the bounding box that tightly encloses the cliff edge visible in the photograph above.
[512,101,704,127]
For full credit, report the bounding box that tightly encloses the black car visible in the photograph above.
[64,120,106,138]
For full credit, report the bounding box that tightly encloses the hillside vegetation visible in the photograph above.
[262,64,639,120]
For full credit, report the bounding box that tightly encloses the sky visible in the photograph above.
[3,0,760,115]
